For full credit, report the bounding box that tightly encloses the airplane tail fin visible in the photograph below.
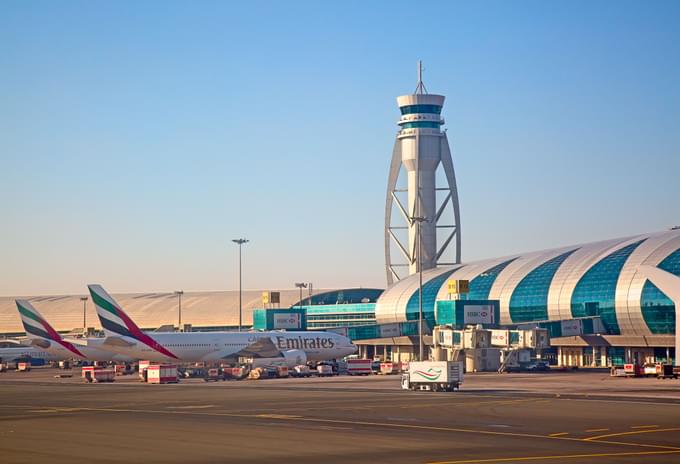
[15,299,85,357]
[15,299,62,345]
[88,284,178,360]
[87,284,141,338]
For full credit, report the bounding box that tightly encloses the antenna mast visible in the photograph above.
[415,60,428,95]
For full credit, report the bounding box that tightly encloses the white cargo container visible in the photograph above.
[401,361,464,392]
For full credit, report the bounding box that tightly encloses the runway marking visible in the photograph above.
[427,449,680,463]
[584,428,609,433]
[166,405,215,409]
[548,432,569,437]
[33,406,680,451]
[586,427,680,441]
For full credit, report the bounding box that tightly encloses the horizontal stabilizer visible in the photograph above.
[103,336,137,347]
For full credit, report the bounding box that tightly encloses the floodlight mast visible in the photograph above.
[232,238,249,332]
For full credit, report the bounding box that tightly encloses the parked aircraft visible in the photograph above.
[89,284,357,366]
[0,345,62,364]
[15,300,133,362]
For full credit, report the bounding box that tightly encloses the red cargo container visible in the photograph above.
[82,366,115,383]
[346,359,372,375]
[146,364,178,384]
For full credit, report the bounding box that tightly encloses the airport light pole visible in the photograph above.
[232,238,249,332]
[295,282,308,308]
[80,296,88,335]
[174,290,184,331]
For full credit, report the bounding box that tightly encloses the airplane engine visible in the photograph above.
[282,349,307,368]
[249,350,308,369]
[30,339,51,349]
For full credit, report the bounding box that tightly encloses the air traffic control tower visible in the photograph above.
[385,63,462,285]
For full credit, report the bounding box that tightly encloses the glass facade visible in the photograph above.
[640,248,680,334]
[571,241,645,334]
[509,250,578,323]
[468,259,517,300]
[303,303,376,329]
[405,270,457,326]
[399,104,442,115]
[296,289,383,306]
[400,121,441,129]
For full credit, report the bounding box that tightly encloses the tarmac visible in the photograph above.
[1,368,680,463]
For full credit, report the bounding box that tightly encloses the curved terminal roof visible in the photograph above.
[375,229,680,336]
[0,289,335,336]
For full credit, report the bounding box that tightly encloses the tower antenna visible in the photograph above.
[415,60,428,95]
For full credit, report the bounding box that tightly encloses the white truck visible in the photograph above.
[401,361,464,392]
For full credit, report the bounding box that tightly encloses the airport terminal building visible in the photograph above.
[0,229,677,367]
[370,228,679,366]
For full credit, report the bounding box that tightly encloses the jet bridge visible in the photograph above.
[432,325,550,372]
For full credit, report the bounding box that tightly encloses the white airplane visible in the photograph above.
[0,345,62,364]
[89,284,357,366]
[15,299,133,363]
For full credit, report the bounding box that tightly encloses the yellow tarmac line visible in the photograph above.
[427,449,680,464]
[33,406,680,451]
[585,428,609,433]
[548,432,569,437]
[631,424,659,429]
[586,427,680,441]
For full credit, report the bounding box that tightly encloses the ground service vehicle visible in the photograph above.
[401,361,464,392]
[291,365,311,377]
[346,359,372,375]
[380,362,400,375]
[316,364,333,376]
[82,366,115,383]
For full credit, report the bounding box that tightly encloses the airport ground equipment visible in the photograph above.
[17,362,31,372]
[433,325,549,372]
[82,366,115,383]
[139,360,151,381]
[498,349,531,373]
[204,367,225,382]
[291,365,311,377]
[656,364,678,379]
[380,362,401,375]
[346,359,372,375]
[248,366,279,379]
[147,364,179,384]
[315,364,333,376]
[222,366,248,380]
[114,364,134,375]
[401,361,463,392]
[623,364,644,377]
[466,348,501,373]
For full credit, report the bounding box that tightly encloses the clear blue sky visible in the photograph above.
[1,1,679,295]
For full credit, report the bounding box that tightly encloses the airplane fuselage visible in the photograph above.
[101,331,356,363]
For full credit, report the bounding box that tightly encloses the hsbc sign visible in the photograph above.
[273,313,301,329]
[490,330,509,347]
[464,305,495,325]
[560,319,582,337]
